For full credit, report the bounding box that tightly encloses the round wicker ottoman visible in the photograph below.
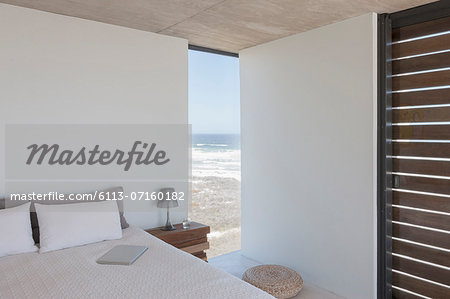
[242,265,303,298]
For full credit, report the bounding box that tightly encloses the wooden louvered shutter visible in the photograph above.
[389,15,450,299]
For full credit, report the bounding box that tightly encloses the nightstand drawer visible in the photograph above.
[193,251,207,261]
[157,226,209,245]
[181,242,209,254]
[146,222,210,262]
[173,237,208,249]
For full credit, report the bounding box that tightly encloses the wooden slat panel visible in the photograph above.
[395,175,450,195]
[392,158,450,177]
[392,34,450,59]
[393,206,450,231]
[392,70,450,91]
[392,287,422,299]
[392,271,450,299]
[392,16,450,43]
[393,142,450,158]
[392,223,450,250]
[393,51,450,75]
[393,106,450,123]
[392,255,450,286]
[393,190,450,213]
[392,88,450,107]
[392,125,450,140]
[391,22,450,298]
[393,239,450,267]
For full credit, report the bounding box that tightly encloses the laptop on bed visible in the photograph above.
[96,245,148,265]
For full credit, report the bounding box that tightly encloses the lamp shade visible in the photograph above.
[157,188,179,208]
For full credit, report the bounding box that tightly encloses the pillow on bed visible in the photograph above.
[35,200,122,253]
[0,202,38,257]
[28,186,129,244]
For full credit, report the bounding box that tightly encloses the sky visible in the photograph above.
[188,50,240,135]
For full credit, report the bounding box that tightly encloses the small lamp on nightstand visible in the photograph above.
[157,187,178,231]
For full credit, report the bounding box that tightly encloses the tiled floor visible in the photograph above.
[208,251,342,299]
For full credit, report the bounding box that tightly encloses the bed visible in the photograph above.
[0,225,273,299]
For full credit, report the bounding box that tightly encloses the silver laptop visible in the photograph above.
[97,245,148,265]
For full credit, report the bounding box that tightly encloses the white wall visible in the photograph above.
[0,4,188,228]
[240,13,377,298]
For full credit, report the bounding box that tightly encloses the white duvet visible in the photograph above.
[0,226,273,299]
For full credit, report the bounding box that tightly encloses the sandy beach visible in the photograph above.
[191,175,241,258]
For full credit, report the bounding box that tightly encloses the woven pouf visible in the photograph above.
[242,265,303,298]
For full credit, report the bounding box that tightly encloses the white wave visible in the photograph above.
[192,148,241,180]
[196,144,228,147]
[192,148,240,160]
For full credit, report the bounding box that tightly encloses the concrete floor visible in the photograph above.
[208,251,342,299]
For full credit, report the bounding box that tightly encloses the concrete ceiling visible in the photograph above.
[0,0,436,53]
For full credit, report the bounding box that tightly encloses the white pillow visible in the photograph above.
[35,200,122,253]
[0,202,38,257]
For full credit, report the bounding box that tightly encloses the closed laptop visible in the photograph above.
[97,245,148,265]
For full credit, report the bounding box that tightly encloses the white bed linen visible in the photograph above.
[0,225,273,299]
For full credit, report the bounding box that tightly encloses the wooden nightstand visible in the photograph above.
[146,222,210,262]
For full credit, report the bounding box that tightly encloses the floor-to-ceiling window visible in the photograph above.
[188,49,240,258]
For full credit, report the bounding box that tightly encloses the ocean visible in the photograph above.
[192,134,241,181]
[190,134,242,257]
